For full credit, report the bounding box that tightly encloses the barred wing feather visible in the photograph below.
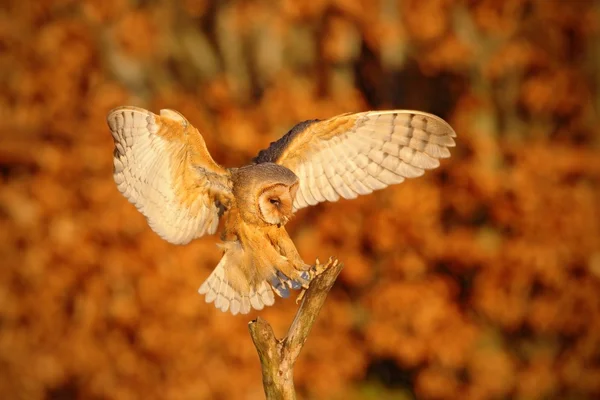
[254,110,456,210]
[107,106,233,245]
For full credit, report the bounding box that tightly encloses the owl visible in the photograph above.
[107,106,456,315]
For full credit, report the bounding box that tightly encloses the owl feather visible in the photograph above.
[107,107,456,315]
[254,111,456,210]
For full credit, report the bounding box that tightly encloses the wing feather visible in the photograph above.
[107,106,233,245]
[322,145,352,199]
[253,110,456,210]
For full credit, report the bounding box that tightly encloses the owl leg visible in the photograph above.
[269,232,312,289]
[273,229,311,272]
[273,257,311,289]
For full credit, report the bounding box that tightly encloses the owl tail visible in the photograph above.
[198,241,276,315]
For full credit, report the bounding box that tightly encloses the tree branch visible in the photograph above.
[248,258,343,400]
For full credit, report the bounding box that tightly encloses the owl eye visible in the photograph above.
[269,198,280,206]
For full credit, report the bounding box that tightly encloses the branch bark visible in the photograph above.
[248,258,344,400]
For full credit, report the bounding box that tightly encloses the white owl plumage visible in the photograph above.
[107,106,456,314]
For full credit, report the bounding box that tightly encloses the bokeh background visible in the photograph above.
[1,0,600,399]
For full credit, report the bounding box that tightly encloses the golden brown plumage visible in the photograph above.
[107,106,457,314]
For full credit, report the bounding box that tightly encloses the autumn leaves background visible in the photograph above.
[1,0,599,399]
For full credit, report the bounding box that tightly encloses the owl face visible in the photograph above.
[257,182,298,225]
[231,163,299,226]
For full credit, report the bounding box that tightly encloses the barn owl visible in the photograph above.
[107,106,456,315]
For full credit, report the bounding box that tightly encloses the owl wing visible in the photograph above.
[107,106,233,245]
[253,110,456,210]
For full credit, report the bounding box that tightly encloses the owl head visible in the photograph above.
[232,163,299,226]
[257,181,299,225]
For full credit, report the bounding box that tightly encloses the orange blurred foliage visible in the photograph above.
[0,0,599,399]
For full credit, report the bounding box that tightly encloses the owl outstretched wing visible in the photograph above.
[107,106,233,245]
[254,111,456,210]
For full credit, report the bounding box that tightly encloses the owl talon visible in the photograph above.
[295,257,338,303]
[296,289,306,304]
[270,275,291,298]
[299,270,310,281]
[272,269,309,295]
[288,280,303,290]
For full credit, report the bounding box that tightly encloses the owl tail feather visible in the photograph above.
[198,242,276,315]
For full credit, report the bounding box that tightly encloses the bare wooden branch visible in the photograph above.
[248,258,344,400]
[248,317,293,399]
